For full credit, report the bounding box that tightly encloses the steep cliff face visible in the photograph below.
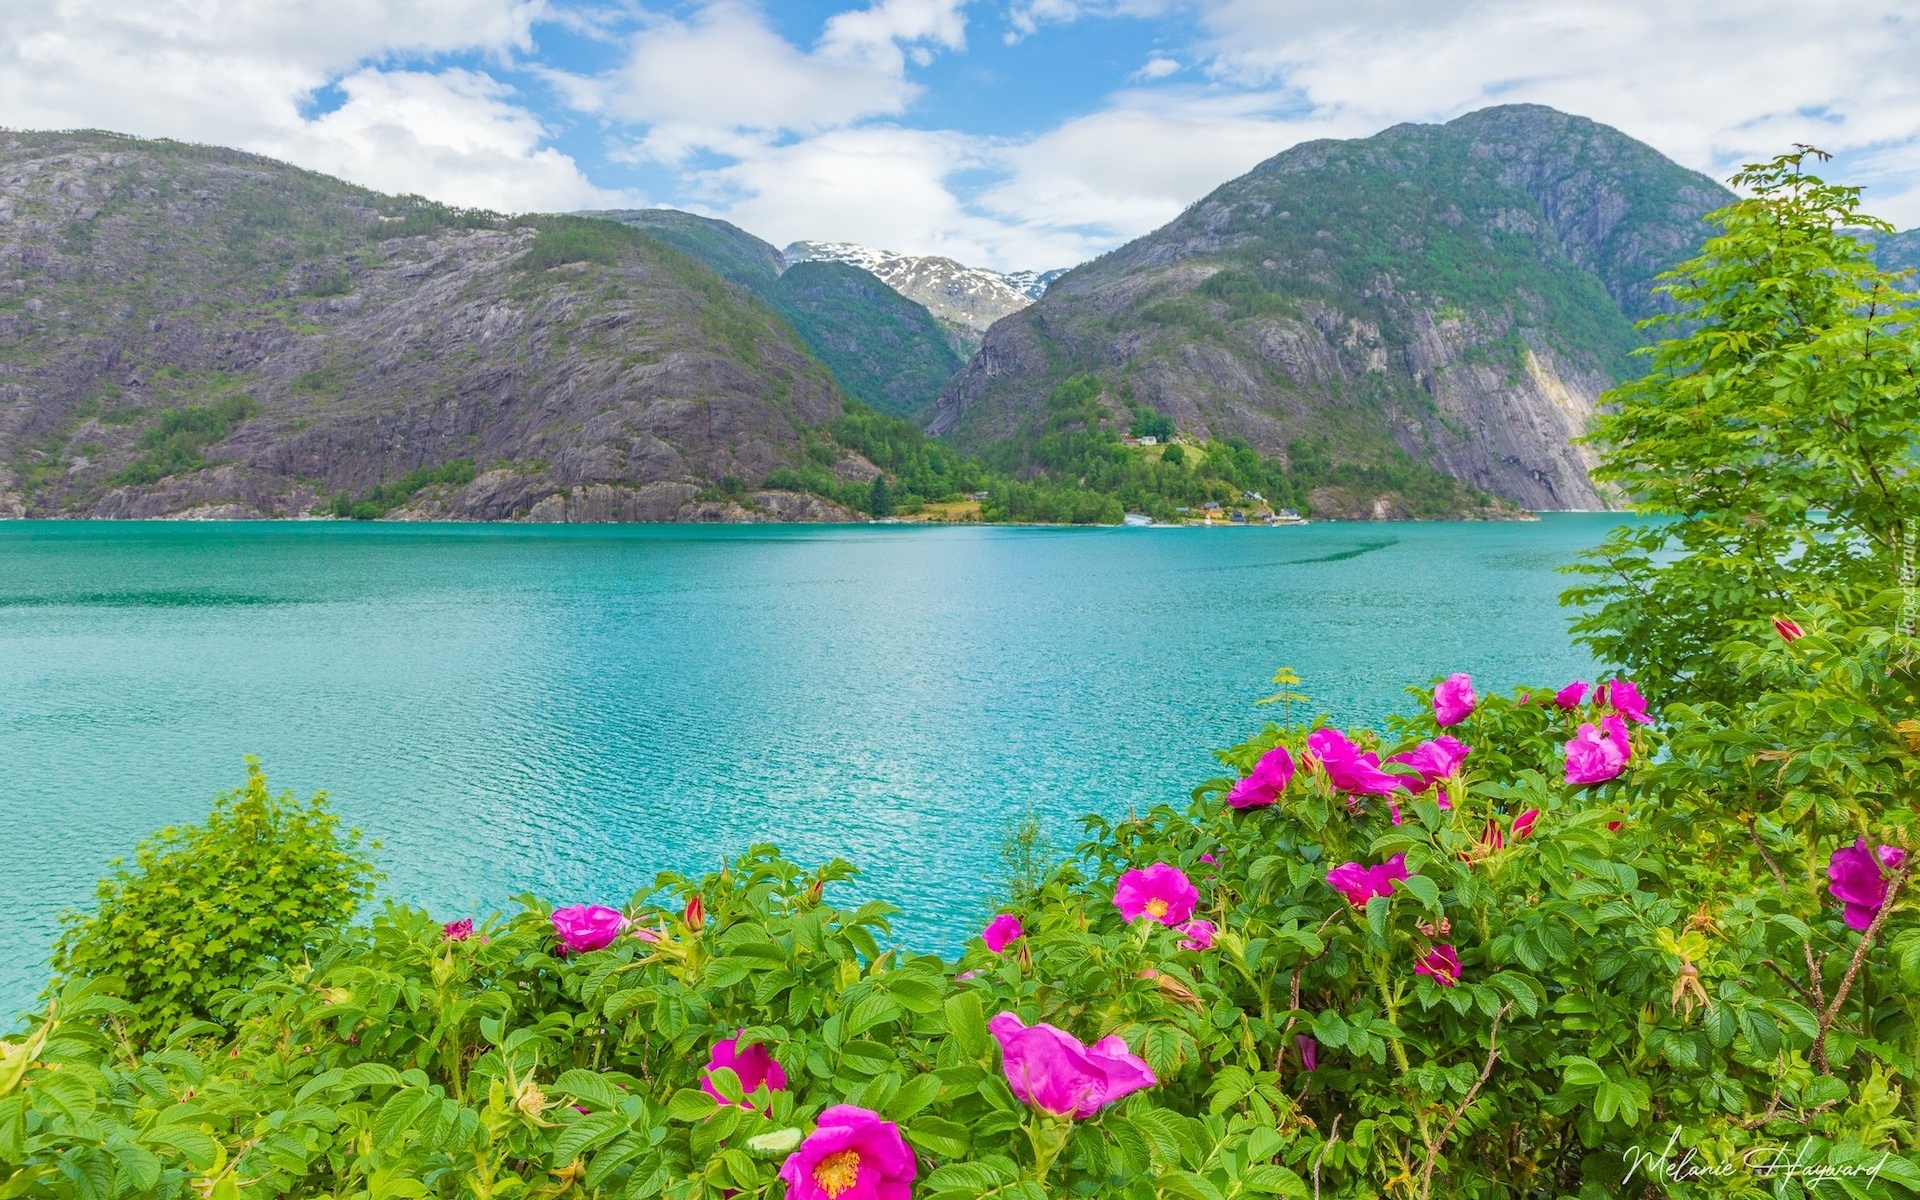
[930,105,1735,510]
[0,132,850,521]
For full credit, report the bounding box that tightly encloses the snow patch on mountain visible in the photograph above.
[783,242,1067,339]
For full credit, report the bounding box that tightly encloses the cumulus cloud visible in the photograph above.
[1188,0,1920,224]
[0,0,620,212]
[573,0,966,163]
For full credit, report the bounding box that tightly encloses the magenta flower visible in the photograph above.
[988,1012,1156,1118]
[1434,673,1477,726]
[550,904,627,954]
[1601,679,1652,725]
[1414,944,1462,986]
[1553,681,1589,709]
[1113,863,1198,926]
[1774,616,1805,642]
[982,914,1025,953]
[1828,839,1908,931]
[1227,744,1296,808]
[1178,919,1216,951]
[778,1105,916,1200]
[1388,735,1470,790]
[443,918,473,942]
[1199,852,1216,865]
[702,1032,788,1107]
[1512,809,1539,840]
[1307,728,1408,796]
[1296,1035,1318,1072]
[1565,715,1632,786]
[1325,854,1409,907]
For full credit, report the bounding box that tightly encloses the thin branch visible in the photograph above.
[1418,1001,1511,1200]
[1758,958,1817,1007]
[1814,856,1914,1073]
[1311,1115,1341,1200]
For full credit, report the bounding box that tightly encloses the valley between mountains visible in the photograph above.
[1,106,1912,524]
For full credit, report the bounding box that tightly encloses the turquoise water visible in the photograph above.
[0,518,1611,1015]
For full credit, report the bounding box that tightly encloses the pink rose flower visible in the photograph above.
[1307,728,1408,796]
[1387,736,1470,790]
[1565,714,1632,786]
[1113,863,1198,926]
[550,904,627,954]
[1178,919,1216,951]
[1414,943,1462,986]
[1227,744,1296,808]
[1553,681,1589,709]
[1600,679,1652,725]
[1434,673,1476,726]
[1199,852,1216,865]
[1828,838,1908,931]
[702,1032,788,1108]
[982,914,1025,953]
[988,1012,1156,1118]
[442,918,472,942]
[1325,854,1409,906]
[778,1105,915,1200]
[1512,809,1539,840]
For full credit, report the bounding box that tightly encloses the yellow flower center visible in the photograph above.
[1144,898,1170,919]
[813,1150,862,1198]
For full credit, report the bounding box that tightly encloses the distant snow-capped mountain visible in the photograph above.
[782,241,1067,351]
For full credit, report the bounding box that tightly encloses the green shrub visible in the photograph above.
[48,759,377,1045]
[330,459,478,519]
[110,394,257,486]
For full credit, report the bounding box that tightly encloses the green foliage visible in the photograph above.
[514,216,659,272]
[15,629,1920,1198]
[330,460,478,520]
[867,475,893,518]
[110,394,258,485]
[767,263,962,418]
[1565,148,1920,703]
[48,759,377,1046]
[1128,406,1175,441]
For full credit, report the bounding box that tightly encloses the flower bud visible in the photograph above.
[683,894,705,932]
[1773,616,1805,642]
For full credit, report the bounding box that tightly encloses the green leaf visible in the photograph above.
[1400,874,1441,911]
[887,1073,943,1122]
[551,1111,627,1166]
[906,1116,973,1159]
[552,1068,624,1112]
[666,1088,718,1123]
[943,992,990,1059]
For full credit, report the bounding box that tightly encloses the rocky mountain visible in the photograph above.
[930,105,1736,510]
[0,130,859,521]
[592,210,960,418]
[1872,227,1920,280]
[783,241,1065,356]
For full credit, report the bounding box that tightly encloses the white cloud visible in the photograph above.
[0,0,620,212]
[1135,57,1182,81]
[1188,0,1920,225]
[574,0,966,163]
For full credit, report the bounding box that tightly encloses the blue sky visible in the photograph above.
[4,1,1917,270]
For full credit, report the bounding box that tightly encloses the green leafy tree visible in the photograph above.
[49,758,378,1045]
[1565,148,1920,703]
[867,474,893,518]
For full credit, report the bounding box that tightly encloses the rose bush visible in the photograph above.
[7,604,1918,1200]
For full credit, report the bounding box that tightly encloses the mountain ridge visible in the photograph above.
[0,130,859,522]
[929,104,1736,510]
[784,240,1065,356]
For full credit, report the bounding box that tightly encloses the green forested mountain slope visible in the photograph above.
[930,105,1736,510]
[0,131,860,521]
[592,209,961,418]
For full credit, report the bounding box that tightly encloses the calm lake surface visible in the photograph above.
[0,517,1614,1015]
